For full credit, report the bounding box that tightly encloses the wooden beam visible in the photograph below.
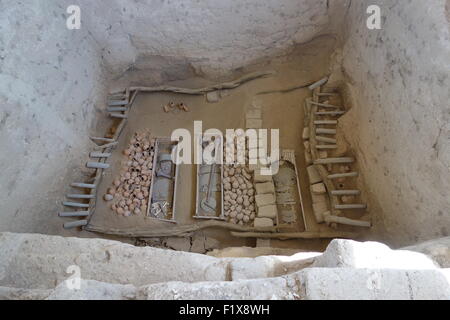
[109,113,127,119]
[316,145,338,150]
[63,201,89,208]
[59,211,90,217]
[71,182,96,189]
[314,157,354,164]
[84,220,278,238]
[310,101,342,109]
[314,120,337,125]
[64,220,88,229]
[230,231,357,239]
[335,204,367,210]
[331,190,361,196]
[66,194,95,199]
[328,172,359,179]
[86,162,110,169]
[89,152,111,158]
[316,128,337,135]
[315,136,337,144]
[315,111,345,116]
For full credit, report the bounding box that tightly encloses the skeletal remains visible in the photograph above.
[104,130,155,217]
[163,101,189,113]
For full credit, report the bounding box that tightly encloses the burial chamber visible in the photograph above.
[0,0,449,300]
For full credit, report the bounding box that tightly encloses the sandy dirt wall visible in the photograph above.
[337,0,450,246]
[81,0,344,79]
[0,1,108,234]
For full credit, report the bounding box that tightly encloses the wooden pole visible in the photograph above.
[64,220,88,229]
[84,220,278,238]
[230,231,357,239]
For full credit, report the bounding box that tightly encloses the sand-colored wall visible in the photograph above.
[337,0,450,246]
[0,1,107,234]
[82,0,341,79]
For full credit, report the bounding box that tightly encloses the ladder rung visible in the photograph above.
[316,136,337,143]
[59,211,90,217]
[108,100,128,106]
[106,106,127,112]
[316,128,336,135]
[89,152,111,158]
[316,145,337,150]
[66,194,95,199]
[71,182,96,189]
[314,157,354,164]
[63,220,88,229]
[109,113,128,119]
[315,111,345,116]
[314,120,337,125]
[317,93,339,96]
[86,162,110,169]
[310,101,342,109]
[328,172,359,179]
[335,204,367,210]
[63,201,90,208]
[331,190,361,196]
[90,137,115,142]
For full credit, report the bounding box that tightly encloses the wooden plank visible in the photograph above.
[335,204,367,210]
[316,145,338,150]
[310,101,342,109]
[63,201,89,208]
[314,157,354,164]
[316,136,337,144]
[314,120,337,125]
[89,152,111,158]
[315,111,345,116]
[66,194,95,199]
[108,100,128,106]
[331,190,361,196]
[106,106,127,112]
[63,220,88,229]
[71,182,96,189]
[86,162,110,169]
[230,231,357,239]
[316,128,337,135]
[109,113,128,119]
[59,211,90,217]
[328,172,359,179]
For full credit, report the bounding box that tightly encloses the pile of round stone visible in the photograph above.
[104,130,155,217]
[223,164,256,225]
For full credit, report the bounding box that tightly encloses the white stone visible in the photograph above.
[311,183,326,194]
[255,182,275,194]
[313,239,439,269]
[302,127,310,140]
[312,202,327,223]
[253,217,274,228]
[307,165,322,184]
[257,205,278,219]
[254,171,273,183]
[404,237,450,268]
[255,194,276,207]
[0,232,229,289]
